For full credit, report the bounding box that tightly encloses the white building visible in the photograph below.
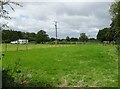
[10,39,28,44]
[10,41,18,44]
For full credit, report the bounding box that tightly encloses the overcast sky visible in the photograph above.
[6,2,112,38]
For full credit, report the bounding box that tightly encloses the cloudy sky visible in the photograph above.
[6,2,112,38]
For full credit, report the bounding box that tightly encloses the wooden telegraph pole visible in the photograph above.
[54,21,58,45]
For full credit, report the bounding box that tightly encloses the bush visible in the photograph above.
[2,58,32,87]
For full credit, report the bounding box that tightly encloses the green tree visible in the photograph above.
[28,33,36,41]
[97,1,120,43]
[66,36,70,41]
[0,0,22,43]
[79,33,88,42]
[36,30,49,43]
[70,37,78,41]
[109,1,120,43]
[97,28,115,42]
[2,30,37,43]
[50,37,55,42]
[2,30,19,43]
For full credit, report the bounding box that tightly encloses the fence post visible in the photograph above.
[26,43,28,50]
[5,43,7,52]
[17,42,19,51]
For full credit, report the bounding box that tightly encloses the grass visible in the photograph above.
[2,43,72,51]
[2,43,118,87]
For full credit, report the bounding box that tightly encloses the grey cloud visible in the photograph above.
[6,2,112,38]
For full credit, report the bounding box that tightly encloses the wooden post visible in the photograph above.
[5,43,7,52]
[26,43,28,50]
[17,41,19,51]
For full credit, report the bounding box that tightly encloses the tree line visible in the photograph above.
[97,1,120,44]
[2,30,36,43]
[2,29,94,44]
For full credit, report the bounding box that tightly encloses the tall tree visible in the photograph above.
[36,30,49,44]
[109,1,120,43]
[97,28,115,42]
[97,1,120,43]
[79,33,88,42]
[66,36,70,41]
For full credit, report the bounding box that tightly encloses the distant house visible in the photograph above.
[10,39,28,44]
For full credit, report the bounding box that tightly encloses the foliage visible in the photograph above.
[2,58,39,87]
[97,1,120,43]
[110,1,120,43]
[79,33,88,42]
[109,1,120,28]
[50,37,56,42]
[2,58,26,87]
[2,68,15,87]
[70,37,78,42]
[97,28,115,42]
[109,2,118,19]
[2,29,90,43]
[66,36,70,41]
[2,30,36,43]
[36,30,49,44]
[0,0,22,30]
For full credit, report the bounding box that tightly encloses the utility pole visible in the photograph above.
[54,21,58,45]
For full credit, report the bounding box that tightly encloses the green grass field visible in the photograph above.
[2,43,118,87]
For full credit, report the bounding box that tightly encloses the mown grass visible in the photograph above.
[2,43,118,87]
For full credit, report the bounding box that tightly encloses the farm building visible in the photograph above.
[10,39,28,44]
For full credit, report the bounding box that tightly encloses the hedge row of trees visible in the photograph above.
[97,1,120,44]
[2,30,49,43]
[2,30,36,43]
[2,29,92,43]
